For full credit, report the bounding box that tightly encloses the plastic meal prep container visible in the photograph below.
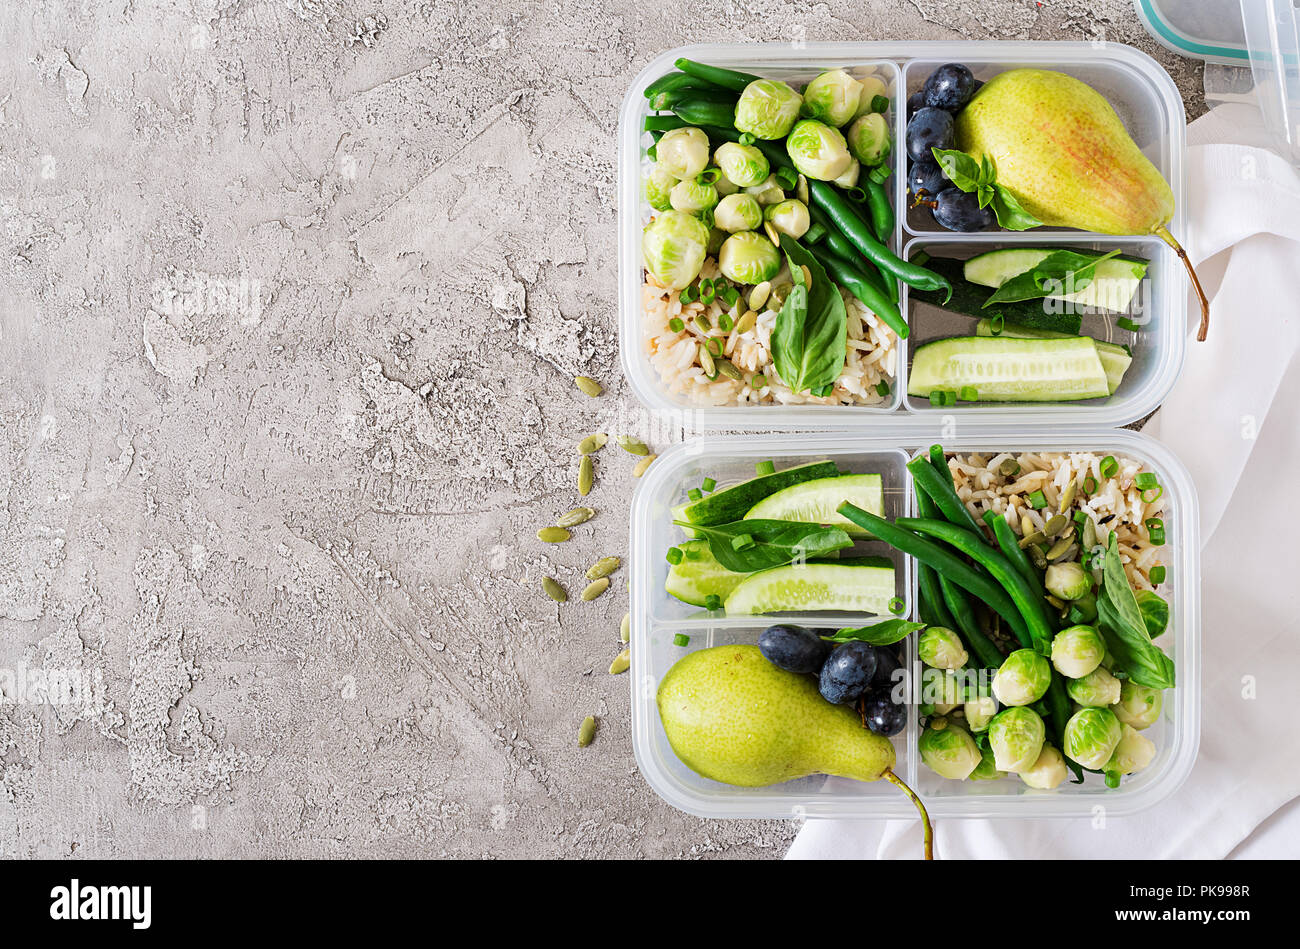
[618,42,1188,429]
[629,431,1200,819]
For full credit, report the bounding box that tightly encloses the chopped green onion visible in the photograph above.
[928,389,950,406]
[687,487,702,501]
[875,380,890,397]
[1083,475,1098,494]
[1104,770,1122,789]
[888,596,905,615]
[1135,472,1158,490]
[1028,490,1048,510]
[668,317,685,333]
[845,186,867,202]
[702,477,716,492]
[738,132,756,146]
[1116,317,1145,333]
[1140,485,1163,504]
[1073,510,1088,524]
[944,390,957,406]
[706,336,723,357]
[696,168,720,185]
[989,314,1005,336]
[666,546,683,565]
[776,166,797,189]
[703,594,722,611]
[804,222,827,244]
[1150,565,1167,585]
[718,285,739,308]
[673,633,691,647]
[730,533,755,551]
[698,277,713,294]
[958,385,978,402]
[717,312,733,332]
[683,545,703,561]
[1145,517,1166,545]
[679,285,698,304]
[699,284,716,305]
[871,94,889,113]
[1099,456,1118,479]
[867,164,890,184]
[755,460,775,476]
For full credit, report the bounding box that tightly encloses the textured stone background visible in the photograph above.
[0,1,1204,858]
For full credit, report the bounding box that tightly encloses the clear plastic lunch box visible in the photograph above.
[629,431,1200,819]
[618,42,1188,429]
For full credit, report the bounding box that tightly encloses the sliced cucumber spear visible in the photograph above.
[907,336,1111,403]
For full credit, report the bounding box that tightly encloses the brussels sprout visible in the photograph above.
[1106,723,1156,776]
[1112,679,1163,730]
[706,227,727,256]
[714,193,764,233]
[964,693,998,733]
[1050,624,1106,679]
[919,719,981,780]
[918,626,969,670]
[644,165,677,211]
[642,210,709,290]
[1063,706,1122,769]
[846,112,890,166]
[765,199,810,239]
[714,174,739,197]
[853,76,888,119]
[970,743,1005,782]
[1135,590,1169,637]
[744,174,786,206]
[713,142,771,188]
[734,79,803,140]
[1046,561,1092,601]
[1067,590,1098,626]
[922,668,964,714]
[832,158,861,190]
[785,119,853,182]
[992,648,1052,706]
[656,127,710,180]
[1066,666,1122,707]
[799,69,863,127]
[717,231,780,286]
[669,178,719,214]
[988,706,1046,773]
[1020,744,1069,790]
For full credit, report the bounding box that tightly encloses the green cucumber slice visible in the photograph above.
[743,474,883,536]
[723,559,895,615]
[907,336,1110,402]
[664,540,746,607]
[910,259,1082,335]
[679,460,839,526]
[974,319,1132,394]
[963,248,1148,313]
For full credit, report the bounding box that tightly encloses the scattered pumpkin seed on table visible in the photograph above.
[608,648,630,675]
[556,506,595,528]
[536,526,570,543]
[580,577,610,601]
[577,716,597,747]
[633,454,656,478]
[586,556,620,580]
[578,454,594,496]
[616,435,649,456]
[574,376,602,397]
[542,577,567,602]
[620,612,630,643]
[578,433,607,455]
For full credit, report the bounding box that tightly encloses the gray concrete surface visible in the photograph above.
[0,1,1204,858]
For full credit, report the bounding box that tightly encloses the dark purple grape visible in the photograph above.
[908,158,948,197]
[932,187,995,232]
[759,624,831,675]
[905,107,954,163]
[818,641,877,705]
[906,90,925,119]
[862,691,907,736]
[922,63,977,112]
[870,647,903,695]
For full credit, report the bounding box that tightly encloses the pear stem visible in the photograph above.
[1154,225,1210,342]
[883,769,934,860]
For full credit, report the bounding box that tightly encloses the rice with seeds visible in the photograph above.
[946,450,1168,592]
[642,257,897,406]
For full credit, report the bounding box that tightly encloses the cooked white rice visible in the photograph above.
[642,258,897,406]
[947,451,1168,592]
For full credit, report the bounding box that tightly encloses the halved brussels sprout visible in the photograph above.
[918,626,968,670]
[1063,706,1122,770]
[832,158,861,189]
[1067,590,1099,626]
[964,693,998,733]
[853,75,888,119]
[669,178,719,214]
[1106,724,1156,776]
[644,165,677,211]
[642,210,709,290]
[744,174,786,206]
[1050,624,1106,679]
[992,648,1051,706]
[785,119,852,182]
[1112,679,1163,730]
[713,142,771,188]
[970,743,1005,782]
[1067,666,1122,708]
[717,231,780,286]
[656,127,710,180]
[988,706,1046,773]
[919,719,981,780]
[846,112,890,166]
[799,69,863,127]
[734,79,803,140]
[1046,562,1092,601]
[765,198,810,240]
[1020,744,1069,790]
[714,193,764,233]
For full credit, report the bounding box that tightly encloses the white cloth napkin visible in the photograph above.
[789,103,1300,860]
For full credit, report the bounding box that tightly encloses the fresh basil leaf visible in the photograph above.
[983,249,1122,306]
[826,619,925,646]
[930,148,981,192]
[976,186,994,210]
[1135,590,1169,638]
[1095,535,1176,689]
[978,154,995,187]
[771,236,847,395]
[673,518,852,573]
[989,185,1044,231]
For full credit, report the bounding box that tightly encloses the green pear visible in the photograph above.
[955,68,1210,339]
[656,644,895,787]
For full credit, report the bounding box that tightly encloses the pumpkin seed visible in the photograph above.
[574,375,602,398]
[578,455,594,496]
[633,454,656,478]
[716,359,743,381]
[1047,537,1075,561]
[734,309,758,336]
[1058,479,1078,512]
[1026,545,1048,570]
[542,577,567,602]
[1018,530,1047,549]
[1020,513,1036,537]
[577,716,597,747]
[693,314,710,333]
[763,220,780,246]
[616,435,649,456]
[1043,514,1068,537]
[608,647,630,675]
[620,612,630,643]
[1082,516,1097,551]
[586,556,621,580]
[578,433,607,455]
[698,343,716,377]
[800,264,813,289]
[796,173,810,205]
[748,282,771,311]
[581,577,610,601]
[536,526,571,543]
[1046,595,1066,610]
[557,506,595,528]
